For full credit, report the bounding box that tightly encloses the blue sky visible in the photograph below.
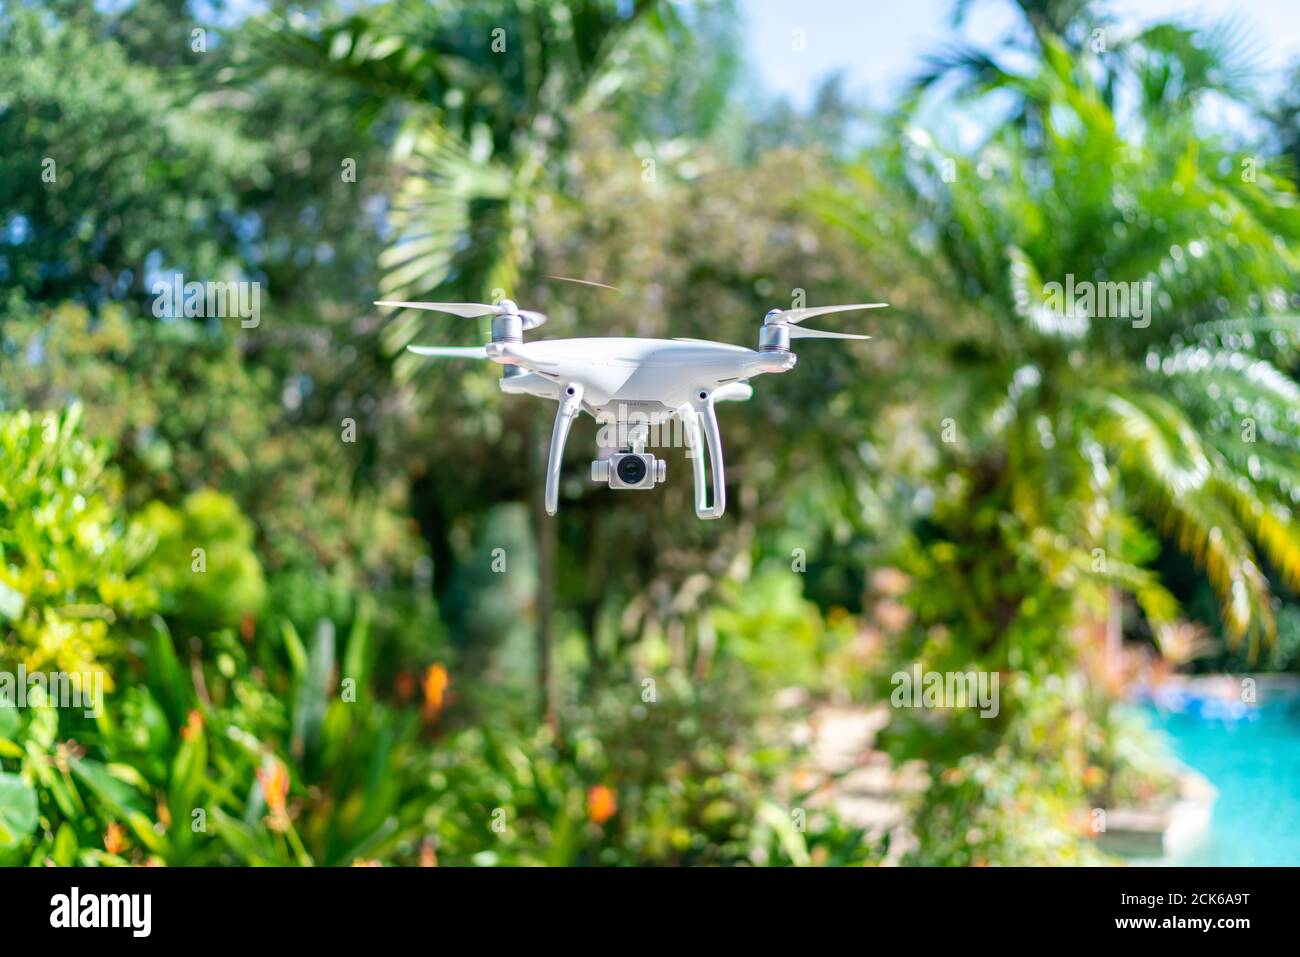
[740,0,1300,108]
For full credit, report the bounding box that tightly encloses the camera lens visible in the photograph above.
[616,455,647,485]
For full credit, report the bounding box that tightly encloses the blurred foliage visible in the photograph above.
[0,5,261,305]
[0,406,155,681]
[832,36,1300,650]
[429,675,880,866]
[2,598,437,866]
[138,490,267,637]
[836,2,1300,860]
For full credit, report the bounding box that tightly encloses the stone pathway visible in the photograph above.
[788,701,926,864]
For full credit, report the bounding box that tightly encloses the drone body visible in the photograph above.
[380,296,886,519]
[490,338,789,408]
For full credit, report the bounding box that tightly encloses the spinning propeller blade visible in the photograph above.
[760,302,888,347]
[406,345,490,358]
[788,327,872,340]
[377,300,496,317]
[671,337,746,347]
[542,274,621,291]
[780,303,889,324]
[375,300,547,329]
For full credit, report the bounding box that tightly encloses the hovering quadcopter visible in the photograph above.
[377,293,887,519]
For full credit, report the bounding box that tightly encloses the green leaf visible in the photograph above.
[291,619,335,760]
[210,807,275,866]
[341,597,374,698]
[280,619,308,679]
[757,800,810,867]
[168,722,207,848]
[69,757,149,817]
[0,772,38,849]
[144,616,189,729]
[51,823,79,867]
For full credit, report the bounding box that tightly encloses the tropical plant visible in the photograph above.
[428,674,882,866]
[138,490,267,637]
[819,3,1300,867]
[0,405,156,680]
[3,594,446,866]
[914,0,1267,124]
[830,37,1300,658]
[243,0,711,357]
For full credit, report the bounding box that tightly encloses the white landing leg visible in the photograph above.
[545,382,584,516]
[684,389,726,519]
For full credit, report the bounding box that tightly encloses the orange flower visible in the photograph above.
[587,785,617,825]
[422,664,449,723]
[181,709,204,742]
[257,761,290,816]
[104,822,129,855]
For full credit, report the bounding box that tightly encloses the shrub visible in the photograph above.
[0,405,156,680]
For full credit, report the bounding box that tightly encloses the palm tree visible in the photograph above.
[822,18,1299,864]
[242,0,724,721]
[247,0,716,356]
[828,33,1300,662]
[912,0,1267,136]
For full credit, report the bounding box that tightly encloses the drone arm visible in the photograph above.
[545,382,584,516]
[686,391,726,520]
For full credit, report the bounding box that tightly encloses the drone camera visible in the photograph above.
[592,452,666,490]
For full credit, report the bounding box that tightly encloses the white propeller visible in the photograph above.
[376,300,548,330]
[406,345,489,358]
[778,303,888,324]
[671,337,749,348]
[764,302,887,341]
[542,274,621,291]
[789,326,871,340]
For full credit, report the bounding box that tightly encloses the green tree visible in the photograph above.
[246,0,710,352]
[914,0,1267,130]
[833,37,1300,653]
[0,6,261,306]
[827,25,1300,862]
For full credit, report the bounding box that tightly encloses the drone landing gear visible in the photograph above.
[683,389,726,520]
[545,381,584,516]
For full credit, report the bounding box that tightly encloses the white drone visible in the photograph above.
[377,291,887,519]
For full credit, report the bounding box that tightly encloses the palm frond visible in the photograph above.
[1085,388,1278,642]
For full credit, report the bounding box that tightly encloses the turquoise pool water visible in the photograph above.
[1145,694,1300,866]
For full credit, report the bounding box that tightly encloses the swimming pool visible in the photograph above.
[1145,693,1300,866]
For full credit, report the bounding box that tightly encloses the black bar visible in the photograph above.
[0,866,1283,943]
